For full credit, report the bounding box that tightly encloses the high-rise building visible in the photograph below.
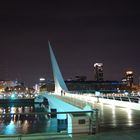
[94,63,104,81]
[126,71,133,87]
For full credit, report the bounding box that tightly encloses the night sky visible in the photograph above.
[0,1,140,86]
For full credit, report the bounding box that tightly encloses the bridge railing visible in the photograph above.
[66,91,140,104]
[99,96,140,103]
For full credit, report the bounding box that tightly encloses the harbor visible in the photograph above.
[0,38,140,140]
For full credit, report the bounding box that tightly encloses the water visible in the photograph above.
[2,97,140,135]
[0,103,52,135]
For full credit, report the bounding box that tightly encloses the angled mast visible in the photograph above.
[48,41,68,94]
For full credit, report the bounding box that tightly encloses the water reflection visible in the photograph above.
[22,120,29,134]
[4,120,16,134]
[0,104,49,135]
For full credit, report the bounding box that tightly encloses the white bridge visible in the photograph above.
[38,42,98,137]
[65,92,140,110]
[23,40,140,140]
[38,41,140,137]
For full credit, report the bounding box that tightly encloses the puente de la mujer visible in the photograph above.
[39,41,96,137]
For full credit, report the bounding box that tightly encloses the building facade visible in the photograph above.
[45,80,128,94]
[126,71,133,87]
[94,63,104,81]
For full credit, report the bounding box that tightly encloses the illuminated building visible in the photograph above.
[39,78,46,86]
[45,80,128,93]
[126,71,133,87]
[43,45,129,93]
[0,80,18,87]
[94,63,104,81]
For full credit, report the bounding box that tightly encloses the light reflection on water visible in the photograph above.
[1,101,140,134]
[4,120,16,135]
[0,105,50,135]
[22,120,29,134]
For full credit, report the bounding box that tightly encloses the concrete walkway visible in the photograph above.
[51,94,140,140]
[71,130,140,140]
[0,128,139,140]
[40,128,140,140]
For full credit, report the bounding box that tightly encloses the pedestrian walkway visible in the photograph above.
[58,129,140,140]
[51,93,140,140]
[1,129,140,140]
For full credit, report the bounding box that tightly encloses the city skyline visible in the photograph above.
[0,1,140,86]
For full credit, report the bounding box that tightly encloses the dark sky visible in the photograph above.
[0,1,140,86]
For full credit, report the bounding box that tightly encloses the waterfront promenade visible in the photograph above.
[0,130,140,140]
[1,129,140,140]
[0,94,140,140]
[52,95,140,140]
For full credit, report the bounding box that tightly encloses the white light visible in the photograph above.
[94,63,103,67]
[11,107,15,113]
[125,92,129,95]
[95,91,100,96]
[126,71,133,74]
[39,78,45,81]
[11,94,15,99]
[35,94,38,97]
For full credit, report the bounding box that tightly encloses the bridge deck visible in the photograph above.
[43,93,85,112]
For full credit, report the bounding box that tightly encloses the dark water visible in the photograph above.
[0,103,53,135]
